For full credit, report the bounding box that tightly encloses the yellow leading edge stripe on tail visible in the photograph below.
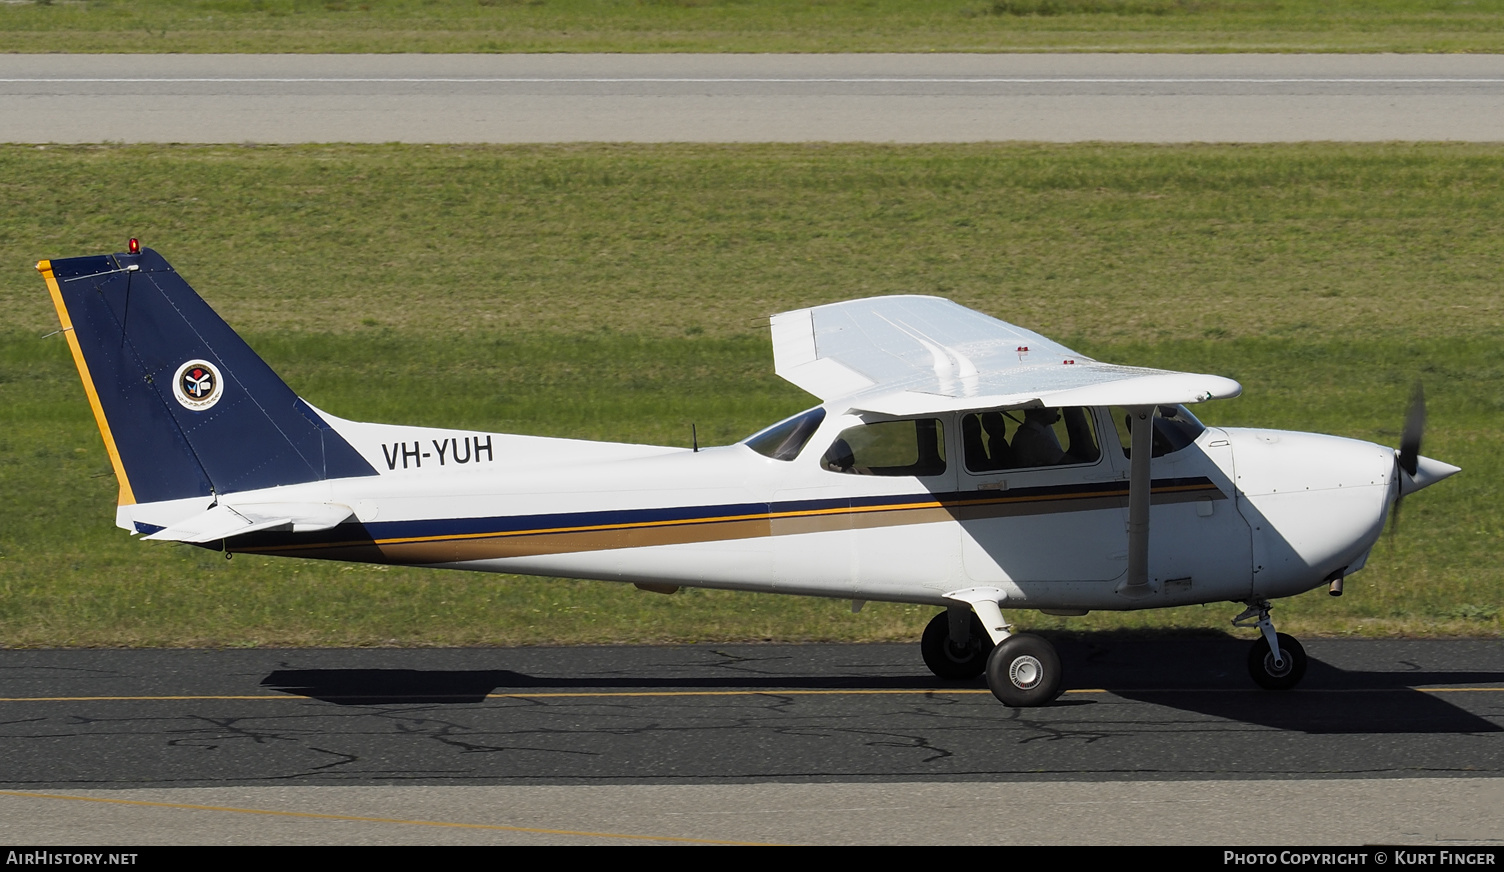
[37,260,136,507]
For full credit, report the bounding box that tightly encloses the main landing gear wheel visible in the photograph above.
[1247,632,1307,690]
[920,611,990,679]
[985,633,1062,707]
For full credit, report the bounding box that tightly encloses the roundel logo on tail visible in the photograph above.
[172,360,224,411]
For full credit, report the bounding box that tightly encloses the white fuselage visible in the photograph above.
[126,404,1399,615]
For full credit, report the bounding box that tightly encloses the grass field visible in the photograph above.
[4,0,1504,53]
[1,142,1499,647]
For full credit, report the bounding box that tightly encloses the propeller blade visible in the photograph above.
[1390,381,1427,541]
[1399,382,1425,478]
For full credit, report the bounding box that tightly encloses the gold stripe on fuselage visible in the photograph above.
[236,480,1223,565]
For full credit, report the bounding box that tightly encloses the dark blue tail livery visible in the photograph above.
[39,247,377,506]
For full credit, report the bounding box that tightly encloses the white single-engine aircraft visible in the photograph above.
[39,243,1460,706]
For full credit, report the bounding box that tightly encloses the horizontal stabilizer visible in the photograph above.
[144,502,354,543]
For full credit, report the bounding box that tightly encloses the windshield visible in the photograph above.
[1111,404,1207,458]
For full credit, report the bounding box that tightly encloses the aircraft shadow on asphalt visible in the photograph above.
[257,668,945,705]
[1053,636,1501,734]
[259,637,1501,735]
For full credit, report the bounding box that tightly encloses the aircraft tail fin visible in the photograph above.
[38,246,377,510]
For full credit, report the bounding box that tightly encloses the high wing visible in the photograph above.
[772,295,1241,415]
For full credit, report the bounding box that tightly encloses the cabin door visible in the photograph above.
[957,407,1127,584]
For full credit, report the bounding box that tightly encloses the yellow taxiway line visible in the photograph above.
[0,687,1497,703]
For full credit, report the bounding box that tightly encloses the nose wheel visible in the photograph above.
[1235,601,1308,691]
[1248,632,1307,690]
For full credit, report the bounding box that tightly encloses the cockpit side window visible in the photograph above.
[1111,404,1207,459]
[962,406,1100,472]
[822,419,946,477]
[744,407,827,461]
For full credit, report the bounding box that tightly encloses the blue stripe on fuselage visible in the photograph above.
[227,476,1222,552]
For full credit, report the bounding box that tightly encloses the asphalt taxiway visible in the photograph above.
[2,640,1500,844]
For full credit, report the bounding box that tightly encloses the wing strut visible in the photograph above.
[1122,405,1153,596]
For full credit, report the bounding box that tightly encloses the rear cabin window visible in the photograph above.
[822,419,946,477]
[744,407,826,461]
[961,406,1100,472]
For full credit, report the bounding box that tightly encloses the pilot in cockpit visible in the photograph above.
[1010,407,1067,467]
[822,438,859,474]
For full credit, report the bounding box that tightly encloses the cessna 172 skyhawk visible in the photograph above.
[39,243,1460,706]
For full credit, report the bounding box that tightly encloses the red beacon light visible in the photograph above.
[127,238,140,255]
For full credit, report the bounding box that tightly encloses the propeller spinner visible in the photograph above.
[1390,382,1462,535]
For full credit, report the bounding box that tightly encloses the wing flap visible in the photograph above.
[850,367,1242,416]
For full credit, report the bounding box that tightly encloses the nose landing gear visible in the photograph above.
[1235,601,1308,691]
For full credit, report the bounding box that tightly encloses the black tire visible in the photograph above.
[1247,633,1307,691]
[985,633,1063,707]
[920,611,990,679]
